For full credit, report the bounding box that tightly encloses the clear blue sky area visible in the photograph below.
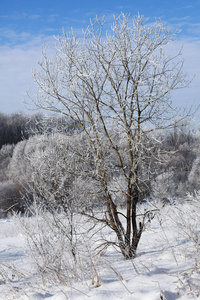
[0,0,200,116]
[1,0,200,43]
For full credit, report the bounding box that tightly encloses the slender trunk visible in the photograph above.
[101,175,129,257]
[131,186,143,257]
[123,183,141,259]
[125,185,132,256]
[131,193,138,257]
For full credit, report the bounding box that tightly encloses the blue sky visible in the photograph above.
[0,0,200,120]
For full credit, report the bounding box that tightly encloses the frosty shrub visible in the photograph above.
[169,193,200,297]
[18,198,102,287]
[151,172,176,204]
[8,139,33,187]
[8,131,99,210]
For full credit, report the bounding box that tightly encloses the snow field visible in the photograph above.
[0,200,199,300]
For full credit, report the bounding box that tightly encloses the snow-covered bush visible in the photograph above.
[169,193,200,297]
[17,199,101,287]
[8,131,98,210]
[151,172,176,203]
[8,139,33,187]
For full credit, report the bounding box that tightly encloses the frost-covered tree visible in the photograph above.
[8,131,101,211]
[25,132,97,209]
[29,13,191,258]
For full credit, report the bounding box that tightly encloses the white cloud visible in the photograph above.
[0,33,199,124]
[0,12,41,21]
[0,28,31,43]
[169,16,191,22]
[0,35,54,113]
[164,37,200,124]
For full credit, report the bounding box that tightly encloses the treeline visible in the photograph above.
[0,112,79,149]
[0,111,200,217]
[0,112,43,149]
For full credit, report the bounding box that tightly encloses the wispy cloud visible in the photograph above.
[169,16,191,22]
[63,16,88,25]
[186,23,200,35]
[0,12,41,21]
[0,28,31,43]
[184,5,195,9]
[0,26,54,48]
[29,14,41,20]
[45,14,59,23]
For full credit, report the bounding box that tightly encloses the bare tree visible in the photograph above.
[29,13,192,259]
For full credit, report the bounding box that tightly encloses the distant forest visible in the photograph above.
[0,112,42,148]
[0,111,200,218]
[0,112,77,149]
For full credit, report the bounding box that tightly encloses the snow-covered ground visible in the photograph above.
[0,200,199,300]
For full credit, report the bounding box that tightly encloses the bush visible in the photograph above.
[17,199,101,286]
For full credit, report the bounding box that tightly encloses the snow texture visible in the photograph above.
[0,200,199,300]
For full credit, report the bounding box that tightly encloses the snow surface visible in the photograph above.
[0,201,199,300]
